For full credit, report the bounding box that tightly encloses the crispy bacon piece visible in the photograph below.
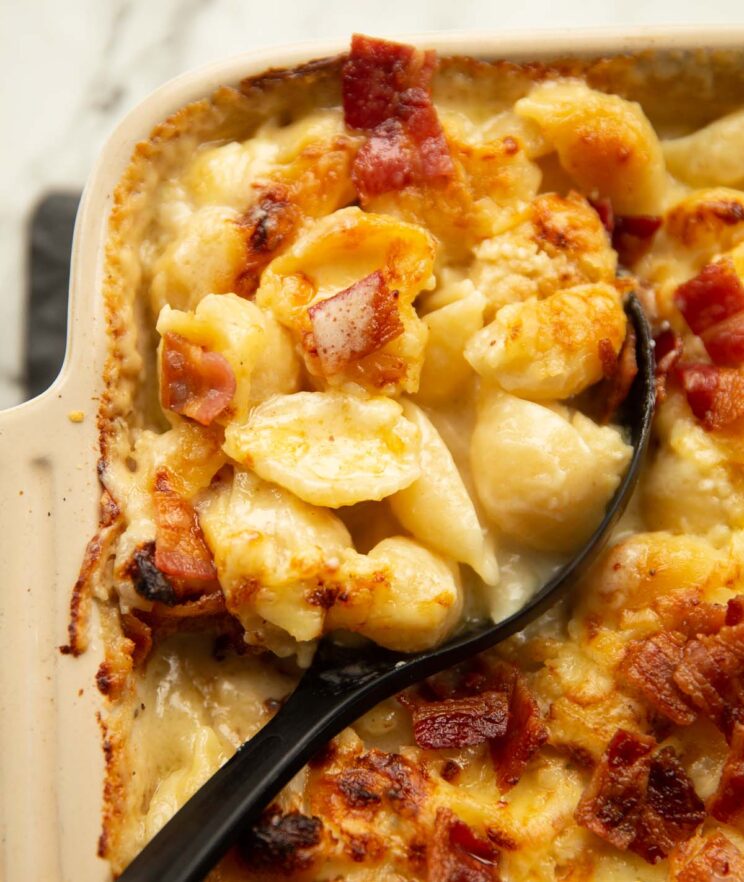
[428,808,500,882]
[654,328,684,402]
[352,118,418,196]
[727,596,744,627]
[575,730,704,863]
[677,363,744,430]
[624,631,697,726]
[412,692,509,750]
[343,34,435,130]
[488,671,549,790]
[152,470,218,594]
[612,214,662,265]
[160,332,236,426]
[632,747,707,864]
[670,832,744,882]
[575,729,656,850]
[675,261,744,367]
[306,270,404,375]
[598,323,638,424]
[240,807,323,874]
[589,196,615,234]
[675,261,744,337]
[405,661,546,787]
[673,619,744,741]
[709,723,744,829]
[343,34,453,198]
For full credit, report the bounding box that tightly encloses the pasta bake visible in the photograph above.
[69,34,744,881]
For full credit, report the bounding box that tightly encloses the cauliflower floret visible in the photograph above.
[149,206,246,314]
[156,293,301,422]
[327,537,463,652]
[470,391,632,552]
[470,192,616,314]
[223,391,421,508]
[464,283,626,400]
[389,401,498,584]
[515,80,666,214]
[198,469,353,653]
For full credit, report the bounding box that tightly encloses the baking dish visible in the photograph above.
[2,27,744,882]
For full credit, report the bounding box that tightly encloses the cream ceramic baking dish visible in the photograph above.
[2,27,744,882]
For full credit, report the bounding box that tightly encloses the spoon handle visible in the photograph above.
[116,648,398,882]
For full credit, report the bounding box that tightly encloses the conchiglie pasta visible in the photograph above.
[156,293,300,422]
[464,283,626,400]
[255,206,435,393]
[389,401,498,583]
[470,391,632,552]
[663,108,744,188]
[256,206,436,326]
[198,469,353,651]
[416,286,487,404]
[223,391,421,507]
[327,537,463,652]
[515,80,667,214]
[149,206,246,314]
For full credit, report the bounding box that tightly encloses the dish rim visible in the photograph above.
[3,27,744,882]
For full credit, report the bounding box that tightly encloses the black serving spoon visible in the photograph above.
[119,295,655,882]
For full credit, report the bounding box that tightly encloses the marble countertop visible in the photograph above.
[2,0,744,409]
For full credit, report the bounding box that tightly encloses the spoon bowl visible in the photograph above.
[119,294,656,882]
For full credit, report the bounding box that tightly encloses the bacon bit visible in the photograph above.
[589,196,615,234]
[673,619,744,741]
[489,674,549,790]
[412,691,509,750]
[670,832,744,882]
[120,612,153,667]
[575,730,704,863]
[727,596,744,627]
[675,261,744,337]
[702,312,744,368]
[428,808,500,882]
[597,323,639,424]
[575,729,656,850]
[405,660,546,787]
[152,470,218,593]
[131,542,178,606]
[612,214,662,266]
[343,34,453,198]
[677,363,744,430]
[343,34,435,130]
[240,807,323,874]
[623,632,697,726]
[632,747,706,864]
[306,270,404,375]
[160,332,236,426]
[235,189,301,297]
[675,261,744,368]
[654,328,684,402]
[709,722,744,829]
[351,118,418,196]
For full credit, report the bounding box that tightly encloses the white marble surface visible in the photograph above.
[2,0,744,409]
